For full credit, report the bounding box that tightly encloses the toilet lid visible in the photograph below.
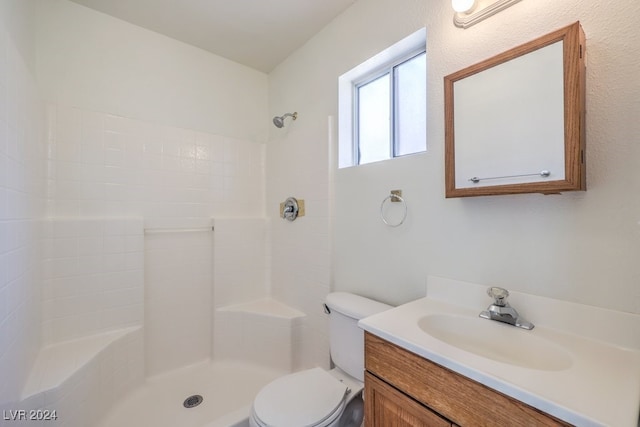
[253,367,348,427]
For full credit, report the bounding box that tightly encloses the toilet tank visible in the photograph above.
[325,292,392,382]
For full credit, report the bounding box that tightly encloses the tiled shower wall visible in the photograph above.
[0,0,46,409]
[41,218,144,345]
[46,104,265,220]
[44,104,268,375]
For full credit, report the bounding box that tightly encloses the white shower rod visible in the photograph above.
[144,226,214,234]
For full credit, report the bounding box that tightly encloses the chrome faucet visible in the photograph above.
[479,287,534,330]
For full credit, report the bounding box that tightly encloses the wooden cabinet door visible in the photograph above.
[365,372,451,427]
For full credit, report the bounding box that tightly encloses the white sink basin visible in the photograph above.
[417,314,572,371]
[358,277,640,427]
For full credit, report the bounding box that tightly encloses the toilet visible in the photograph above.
[249,292,392,427]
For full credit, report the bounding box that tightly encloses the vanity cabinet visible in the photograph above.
[365,372,453,427]
[363,332,571,427]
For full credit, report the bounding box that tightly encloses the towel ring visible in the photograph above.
[380,194,407,227]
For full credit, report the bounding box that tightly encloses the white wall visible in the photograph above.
[0,0,45,409]
[267,0,640,375]
[35,0,269,143]
[419,0,640,314]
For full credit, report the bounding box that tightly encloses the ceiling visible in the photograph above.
[68,0,357,73]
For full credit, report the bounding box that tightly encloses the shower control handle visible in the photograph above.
[282,197,299,221]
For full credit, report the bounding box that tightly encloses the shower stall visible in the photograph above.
[1,2,332,426]
[9,107,306,427]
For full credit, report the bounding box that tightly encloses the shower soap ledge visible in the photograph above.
[217,298,305,319]
[21,326,141,399]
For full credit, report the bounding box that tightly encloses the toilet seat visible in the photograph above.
[251,367,349,427]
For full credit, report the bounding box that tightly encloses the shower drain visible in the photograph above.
[183,394,203,409]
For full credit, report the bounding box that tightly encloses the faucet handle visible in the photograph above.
[487,287,509,306]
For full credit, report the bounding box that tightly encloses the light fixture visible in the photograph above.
[452,0,476,13]
[453,0,522,29]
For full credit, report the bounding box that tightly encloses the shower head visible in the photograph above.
[273,112,298,128]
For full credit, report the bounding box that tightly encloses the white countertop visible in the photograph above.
[358,276,640,427]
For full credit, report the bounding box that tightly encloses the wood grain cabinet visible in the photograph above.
[364,332,572,427]
[365,371,453,427]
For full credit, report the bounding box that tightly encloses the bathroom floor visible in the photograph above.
[98,360,284,427]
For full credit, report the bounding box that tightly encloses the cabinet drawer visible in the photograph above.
[365,332,571,427]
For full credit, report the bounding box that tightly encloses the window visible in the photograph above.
[339,29,427,168]
[356,50,426,165]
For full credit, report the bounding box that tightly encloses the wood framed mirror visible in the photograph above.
[444,22,586,198]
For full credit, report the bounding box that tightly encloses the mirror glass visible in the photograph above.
[445,22,585,198]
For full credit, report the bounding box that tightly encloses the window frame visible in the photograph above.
[352,47,426,166]
[337,28,426,169]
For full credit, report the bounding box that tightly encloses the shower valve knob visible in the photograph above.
[281,197,299,221]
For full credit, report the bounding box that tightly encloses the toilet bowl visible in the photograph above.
[249,292,391,427]
[249,367,363,427]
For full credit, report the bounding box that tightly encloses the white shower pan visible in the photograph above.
[97,359,282,427]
